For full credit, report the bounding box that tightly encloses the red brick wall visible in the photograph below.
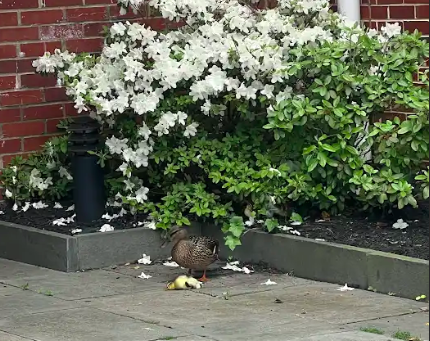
[0,0,429,169]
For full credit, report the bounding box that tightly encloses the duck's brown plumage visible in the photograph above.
[170,228,219,272]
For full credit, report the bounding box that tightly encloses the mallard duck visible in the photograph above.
[169,226,219,282]
[166,275,202,290]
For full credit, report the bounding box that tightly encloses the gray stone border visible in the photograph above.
[0,220,200,272]
[0,220,428,300]
[200,225,429,300]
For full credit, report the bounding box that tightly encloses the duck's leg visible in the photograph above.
[198,269,209,282]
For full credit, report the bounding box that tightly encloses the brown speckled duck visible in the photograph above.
[169,226,219,282]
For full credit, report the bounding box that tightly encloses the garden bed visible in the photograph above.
[0,201,428,300]
[0,201,428,260]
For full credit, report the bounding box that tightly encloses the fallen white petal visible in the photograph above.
[137,272,152,279]
[143,221,156,230]
[22,202,31,212]
[290,230,301,236]
[12,203,18,211]
[163,261,179,267]
[99,224,115,232]
[242,267,254,274]
[290,221,302,226]
[279,225,293,231]
[71,229,82,234]
[54,202,63,209]
[392,219,409,230]
[0,211,4,215]
[66,204,75,212]
[261,279,277,286]
[337,284,354,292]
[138,254,152,265]
[315,238,326,242]
[32,201,48,209]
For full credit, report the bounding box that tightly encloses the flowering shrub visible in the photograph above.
[2,0,429,249]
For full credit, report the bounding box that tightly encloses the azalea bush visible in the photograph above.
[1,0,429,249]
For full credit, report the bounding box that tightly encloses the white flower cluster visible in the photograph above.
[32,0,403,206]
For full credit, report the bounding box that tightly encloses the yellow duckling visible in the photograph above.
[166,275,203,290]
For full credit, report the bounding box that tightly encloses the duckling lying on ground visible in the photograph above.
[166,226,220,282]
[166,275,203,290]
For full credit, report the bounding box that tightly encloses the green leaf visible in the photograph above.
[308,159,318,172]
[264,218,279,233]
[322,144,338,153]
[290,212,303,223]
[224,235,242,251]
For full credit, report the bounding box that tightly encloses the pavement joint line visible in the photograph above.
[0,328,38,341]
[344,310,427,325]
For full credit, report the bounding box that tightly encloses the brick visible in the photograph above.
[389,5,415,20]
[109,5,144,19]
[0,45,17,59]
[416,5,430,19]
[21,10,64,25]
[65,38,103,53]
[2,121,45,138]
[0,60,18,74]
[39,24,84,41]
[23,104,64,120]
[83,22,108,37]
[0,139,21,154]
[46,118,63,133]
[44,0,82,6]
[370,6,389,20]
[21,73,58,88]
[0,76,16,90]
[405,21,430,35]
[24,135,58,152]
[0,27,39,42]
[0,0,38,9]
[20,41,62,58]
[86,0,115,3]
[17,59,35,73]
[0,90,43,107]
[64,102,79,116]
[0,108,21,123]
[0,12,18,27]
[67,7,108,22]
[44,87,68,102]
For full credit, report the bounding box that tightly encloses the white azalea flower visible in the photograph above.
[5,189,13,198]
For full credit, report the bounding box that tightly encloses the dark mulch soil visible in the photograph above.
[0,201,148,235]
[0,200,428,260]
[281,201,429,260]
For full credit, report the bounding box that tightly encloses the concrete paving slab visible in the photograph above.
[349,312,429,340]
[0,285,79,319]
[0,307,187,341]
[0,331,33,341]
[106,263,314,297]
[3,269,155,301]
[0,258,55,281]
[290,330,398,340]
[82,284,348,339]
[227,283,426,324]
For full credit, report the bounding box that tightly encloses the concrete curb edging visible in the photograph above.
[1,220,428,300]
[200,225,429,300]
[0,221,201,272]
